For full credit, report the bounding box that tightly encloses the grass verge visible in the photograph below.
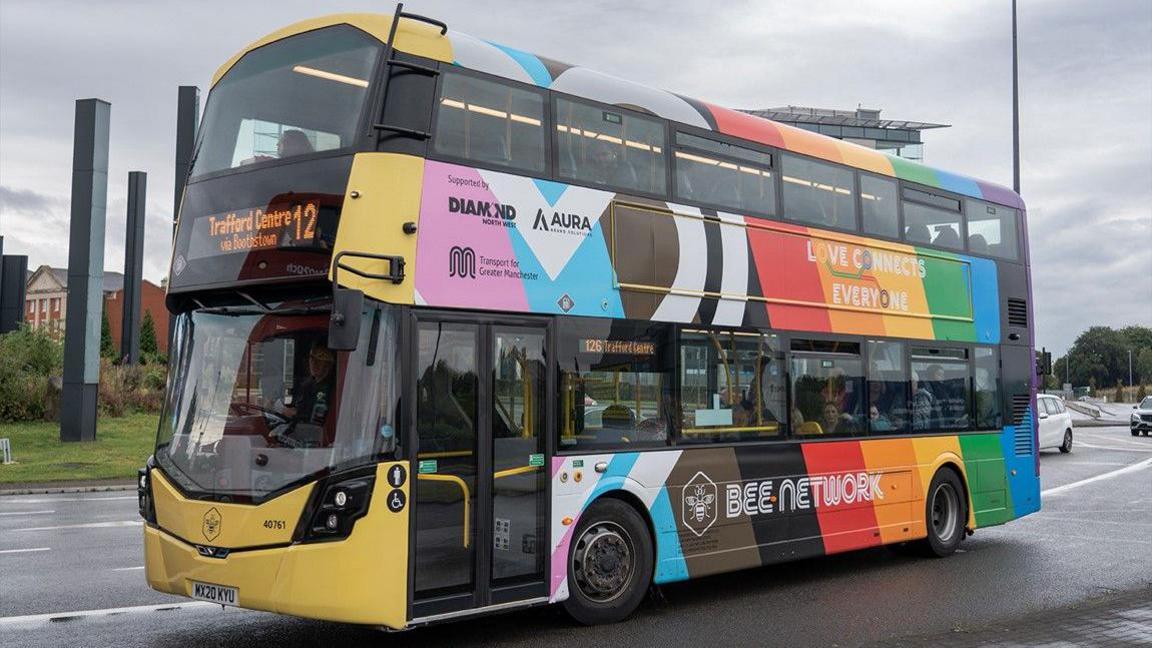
[0,413,158,484]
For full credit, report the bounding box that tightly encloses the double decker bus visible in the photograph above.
[141,6,1040,629]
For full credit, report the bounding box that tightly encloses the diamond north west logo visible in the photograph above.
[449,246,476,279]
[681,471,718,537]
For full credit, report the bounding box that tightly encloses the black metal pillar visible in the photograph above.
[120,171,146,364]
[1,244,30,334]
[61,98,111,443]
[168,86,199,347]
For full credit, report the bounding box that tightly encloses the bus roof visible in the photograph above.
[212,13,1024,210]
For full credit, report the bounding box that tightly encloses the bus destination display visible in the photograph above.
[188,201,320,260]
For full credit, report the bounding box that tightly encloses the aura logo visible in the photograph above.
[448,246,476,279]
[681,471,718,537]
[532,208,592,235]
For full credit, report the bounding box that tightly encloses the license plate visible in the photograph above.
[191,581,239,607]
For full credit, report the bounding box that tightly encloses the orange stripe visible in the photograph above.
[776,122,844,162]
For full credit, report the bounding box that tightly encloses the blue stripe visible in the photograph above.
[969,256,1000,344]
[934,169,983,198]
[487,41,553,87]
[1001,406,1040,517]
[650,487,690,583]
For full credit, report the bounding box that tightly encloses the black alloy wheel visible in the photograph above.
[563,498,654,625]
[920,468,968,558]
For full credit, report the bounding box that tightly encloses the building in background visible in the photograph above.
[24,265,169,354]
[738,106,948,162]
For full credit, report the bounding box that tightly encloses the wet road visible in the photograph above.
[2,426,1150,647]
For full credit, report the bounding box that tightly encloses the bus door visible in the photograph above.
[410,316,550,619]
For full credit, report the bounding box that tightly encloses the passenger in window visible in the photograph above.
[968,233,989,254]
[278,129,314,158]
[240,129,314,166]
[906,223,931,244]
[869,405,894,432]
[589,143,636,189]
[821,402,860,435]
[911,365,944,430]
[932,225,961,249]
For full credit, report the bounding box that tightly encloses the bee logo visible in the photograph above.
[202,507,222,542]
[681,471,718,537]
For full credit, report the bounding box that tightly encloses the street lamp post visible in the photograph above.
[1012,0,1020,194]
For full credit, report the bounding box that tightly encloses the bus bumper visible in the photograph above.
[143,463,409,629]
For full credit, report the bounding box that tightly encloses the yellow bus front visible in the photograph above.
[138,14,448,630]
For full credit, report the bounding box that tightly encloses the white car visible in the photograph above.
[1037,394,1073,453]
[1131,396,1152,436]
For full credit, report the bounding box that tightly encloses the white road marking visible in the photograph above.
[1074,442,1152,453]
[111,566,146,571]
[1033,515,1152,527]
[0,602,215,626]
[1042,457,1152,497]
[14,520,140,532]
[1051,461,1129,467]
[1031,533,1152,546]
[0,547,51,555]
[0,510,54,516]
[0,496,137,504]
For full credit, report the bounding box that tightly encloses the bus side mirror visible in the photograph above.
[329,287,364,351]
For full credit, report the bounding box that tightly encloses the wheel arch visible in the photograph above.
[925,455,975,532]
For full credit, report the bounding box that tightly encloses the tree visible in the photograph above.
[1114,379,1125,404]
[1136,348,1152,387]
[100,309,115,359]
[1137,384,1147,403]
[140,310,158,358]
[1064,326,1128,388]
[1119,325,1152,353]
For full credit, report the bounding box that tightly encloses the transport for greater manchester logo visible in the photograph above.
[682,471,718,537]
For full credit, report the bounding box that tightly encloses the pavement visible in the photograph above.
[1,425,1150,647]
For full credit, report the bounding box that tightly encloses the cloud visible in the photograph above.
[1,0,1149,355]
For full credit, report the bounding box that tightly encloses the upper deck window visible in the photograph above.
[902,188,964,250]
[555,97,666,196]
[674,133,776,216]
[191,26,380,177]
[860,174,899,239]
[965,199,1019,260]
[433,72,546,174]
[782,154,857,231]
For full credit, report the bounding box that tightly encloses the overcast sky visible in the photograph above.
[1,0,1149,355]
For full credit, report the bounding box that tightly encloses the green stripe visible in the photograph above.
[919,248,976,342]
[889,155,939,187]
[959,434,1014,527]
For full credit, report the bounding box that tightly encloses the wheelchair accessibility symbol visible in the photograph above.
[387,489,406,513]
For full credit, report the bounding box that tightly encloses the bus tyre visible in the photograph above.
[563,498,653,625]
[920,468,967,558]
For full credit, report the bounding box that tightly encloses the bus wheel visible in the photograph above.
[563,498,653,625]
[920,468,967,558]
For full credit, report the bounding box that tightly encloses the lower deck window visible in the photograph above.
[559,320,671,449]
[790,341,865,437]
[911,347,971,430]
[678,330,784,441]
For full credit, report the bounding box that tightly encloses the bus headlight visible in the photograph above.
[296,469,375,543]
